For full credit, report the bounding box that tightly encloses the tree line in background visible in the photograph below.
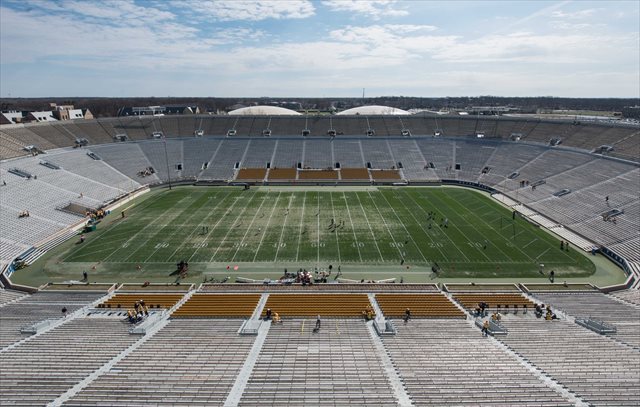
[0,96,637,118]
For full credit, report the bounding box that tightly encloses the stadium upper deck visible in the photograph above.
[1,114,638,162]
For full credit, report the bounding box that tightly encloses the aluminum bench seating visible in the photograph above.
[238,319,397,406]
[0,318,137,405]
[66,319,254,406]
[382,319,572,406]
[172,293,261,318]
[452,293,535,311]
[261,294,371,317]
[375,293,465,318]
[99,293,185,309]
[498,316,640,406]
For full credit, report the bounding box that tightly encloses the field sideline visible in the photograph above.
[58,186,595,279]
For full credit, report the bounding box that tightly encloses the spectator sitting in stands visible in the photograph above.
[534,303,543,318]
[272,312,282,324]
[491,312,502,322]
[474,303,482,317]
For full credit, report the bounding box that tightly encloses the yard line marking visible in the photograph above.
[365,191,404,260]
[231,191,270,262]
[193,192,255,262]
[120,196,199,262]
[522,238,538,249]
[62,190,170,262]
[316,192,320,264]
[328,192,341,263]
[143,192,222,262]
[454,191,536,262]
[274,193,295,262]
[534,247,551,261]
[377,190,429,264]
[253,192,282,262]
[403,189,493,262]
[295,191,307,262]
[343,191,363,262]
[164,191,231,261]
[394,189,465,261]
[353,192,384,261]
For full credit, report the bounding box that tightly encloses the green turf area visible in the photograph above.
[26,186,597,283]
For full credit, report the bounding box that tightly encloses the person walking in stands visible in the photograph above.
[62,307,68,317]
[82,271,88,281]
[265,308,272,321]
[403,308,411,324]
[482,320,489,336]
[314,315,321,332]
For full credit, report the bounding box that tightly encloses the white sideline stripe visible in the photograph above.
[223,322,270,407]
[365,321,413,407]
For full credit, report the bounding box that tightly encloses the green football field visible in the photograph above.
[56,186,595,279]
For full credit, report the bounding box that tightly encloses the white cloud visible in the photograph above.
[551,9,599,19]
[174,0,315,21]
[322,0,408,19]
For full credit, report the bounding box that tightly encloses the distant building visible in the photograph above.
[0,111,24,124]
[622,106,640,119]
[118,105,200,116]
[26,111,57,122]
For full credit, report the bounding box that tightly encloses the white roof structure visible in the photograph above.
[68,109,84,119]
[29,111,57,121]
[228,106,301,115]
[337,105,411,115]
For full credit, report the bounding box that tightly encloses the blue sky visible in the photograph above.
[0,0,638,97]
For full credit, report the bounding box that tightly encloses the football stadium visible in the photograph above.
[1,109,639,406]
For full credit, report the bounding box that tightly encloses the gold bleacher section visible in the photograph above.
[262,294,371,318]
[453,293,535,310]
[375,293,465,318]
[99,293,184,309]
[268,168,297,180]
[340,168,370,180]
[298,170,338,180]
[172,294,261,318]
[370,169,401,180]
[236,168,267,181]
